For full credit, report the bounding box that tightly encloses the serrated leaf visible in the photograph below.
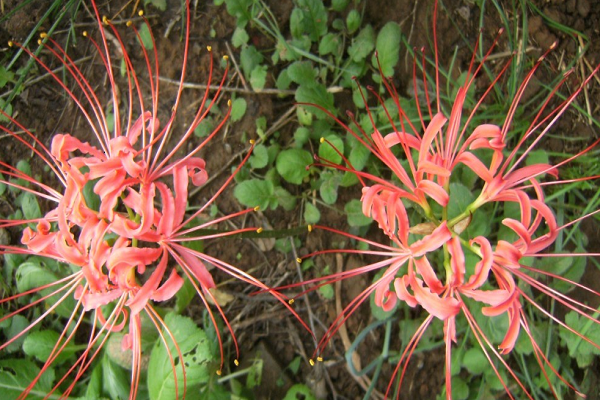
[276,149,312,185]
[372,22,401,76]
[234,179,274,210]
[148,314,213,400]
[304,202,320,224]
[345,199,372,227]
[348,25,374,62]
[295,84,336,118]
[230,97,247,122]
[287,61,317,87]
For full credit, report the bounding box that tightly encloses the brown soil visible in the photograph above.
[0,0,599,399]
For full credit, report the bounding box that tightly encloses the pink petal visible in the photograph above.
[414,256,444,294]
[374,272,398,312]
[394,275,418,308]
[418,113,447,166]
[410,222,452,257]
[151,269,185,302]
[447,237,465,286]
[455,151,492,182]
[126,250,168,315]
[417,180,449,206]
[383,131,421,150]
[463,237,493,290]
[412,278,460,320]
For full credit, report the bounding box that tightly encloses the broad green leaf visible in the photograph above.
[287,61,317,87]
[148,314,213,400]
[223,0,254,27]
[320,172,341,205]
[240,45,263,78]
[19,192,42,220]
[231,27,249,48]
[346,9,360,34]
[348,139,370,171]
[102,355,130,400]
[462,348,486,375]
[0,66,15,88]
[85,362,103,400]
[345,199,372,227]
[331,0,350,12]
[293,0,327,42]
[318,284,334,300]
[304,202,320,224]
[23,330,77,363]
[318,33,341,56]
[295,84,336,118]
[143,0,167,10]
[560,311,600,368]
[0,173,7,195]
[276,69,292,91]
[447,182,473,220]
[0,359,55,400]
[273,186,296,211]
[194,116,215,138]
[348,24,375,62]
[250,65,268,91]
[372,22,401,76]
[525,149,550,166]
[249,144,269,169]
[138,23,154,50]
[276,149,312,185]
[318,134,344,165]
[284,384,316,400]
[234,179,274,210]
[175,274,197,314]
[294,127,310,147]
[4,315,29,353]
[230,97,247,122]
[246,359,263,389]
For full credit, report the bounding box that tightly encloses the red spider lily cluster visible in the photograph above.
[291,2,600,399]
[0,1,304,398]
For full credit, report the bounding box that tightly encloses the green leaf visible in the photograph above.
[276,149,312,185]
[287,61,317,87]
[4,315,29,353]
[250,65,268,91]
[234,179,274,210]
[318,33,341,56]
[462,348,486,375]
[19,192,42,220]
[102,355,130,400]
[0,66,15,88]
[85,362,103,400]
[320,172,341,205]
[138,23,154,50]
[318,134,344,165]
[284,384,316,400]
[372,22,401,76]
[230,97,247,122]
[148,314,213,400]
[345,199,372,227]
[273,186,296,211]
[0,359,55,400]
[318,284,334,300]
[346,9,361,34]
[348,25,374,62]
[249,144,269,169]
[295,84,336,118]
[447,182,474,220]
[370,270,397,320]
[222,0,254,27]
[0,173,6,195]
[194,116,215,138]
[294,127,310,147]
[304,202,320,224]
[276,69,292,91]
[246,359,263,389]
[560,311,600,368]
[23,330,77,363]
[143,0,167,10]
[231,27,249,48]
[240,45,264,78]
[331,0,350,12]
[348,139,371,171]
[175,275,197,314]
[293,0,327,42]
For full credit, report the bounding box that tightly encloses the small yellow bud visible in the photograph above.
[8,41,13,47]
[320,137,325,143]
[227,99,232,107]
[40,32,47,39]
[102,16,109,25]
[256,227,263,233]
[249,139,255,144]
[223,55,229,60]
[234,359,239,366]
[309,359,315,366]
[216,369,222,376]
[37,39,42,45]
[82,31,88,37]
[317,356,323,362]
[288,299,294,305]
[207,45,212,52]
[138,10,144,16]
[126,21,132,27]
[296,258,302,264]
[253,206,260,211]
[308,225,313,232]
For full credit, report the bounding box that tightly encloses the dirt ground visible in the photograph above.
[0,0,599,399]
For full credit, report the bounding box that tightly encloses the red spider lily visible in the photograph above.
[290,2,600,399]
[0,1,305,398]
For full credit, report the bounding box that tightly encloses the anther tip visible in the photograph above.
[308,225,313,232]
[138,10,144,17]
[227,99,232,107]
[319,137,325,143]
[253,206,260,211]
[207,45,212,52]
[8,41,13,47]
[40,32,47,39]
[256,227,263,233]
[82,31,88,37]
[309,359,315,366]
[234,359,239,366]
[317,356,323,362]
[223,55,229,60]
[126,21,132,27]
[288,299,294,305]
[216,369,222,376]
[296,257,302,263]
